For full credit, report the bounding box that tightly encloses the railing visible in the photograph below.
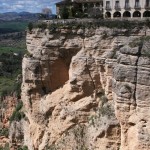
[114,5,121,10]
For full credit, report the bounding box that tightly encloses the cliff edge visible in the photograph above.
[20,24,150,150]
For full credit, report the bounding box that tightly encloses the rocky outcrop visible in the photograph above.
[113,38,150,150]
[21,26,150,150]
[21,27,120,150]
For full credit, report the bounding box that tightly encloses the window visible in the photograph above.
[115,1,120,8]
[125,0,129,4]
[125,0,130,8]
[135,0,140,7]
[106,1,110,9]
[106,1,110,7]
[146,0,150,6]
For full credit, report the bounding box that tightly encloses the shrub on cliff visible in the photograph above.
[37,22,47,29]
[28,22,33,32]
[10,101,25,122]
[16,146,28,150]
[0,128,9,137]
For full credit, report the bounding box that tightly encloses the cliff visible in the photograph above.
[20,24,150,150]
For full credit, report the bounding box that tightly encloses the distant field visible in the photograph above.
[0,39,26,54]
[0,21,28,34]
[0,21,27,98]
[0,77,15,96]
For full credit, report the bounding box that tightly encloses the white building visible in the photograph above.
[56,0,150,19]
[103,0,150,18]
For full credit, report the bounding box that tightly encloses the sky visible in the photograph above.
[0,0,62,14]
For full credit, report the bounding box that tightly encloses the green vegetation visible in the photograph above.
[0,21,28,34]
[98,104,115,118]
[0,20,27,149]
[28,22,33,32]
[60,6,69,19]
[88,91,115,127]
[97,91,114,118]
[10,101,25,122]
[34,20,150,32]
[0,144,28,150]
[17,146,28,150]
[0,30,26,99]
[0,128,9,137]
[0,52,22,99]
[0,40,26,54]
[0,78,21,98]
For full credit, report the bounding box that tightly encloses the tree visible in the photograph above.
[60,6,69,19]
[41,8,52,19]
[88,7,103,18]
[28,22,33,32]
[70,3,85,18]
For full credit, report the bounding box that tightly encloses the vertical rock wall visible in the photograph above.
[113,39,150,150]
[21,26,150,150]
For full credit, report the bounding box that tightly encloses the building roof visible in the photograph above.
[56,0,71,5]
[73,0,102,2]
[56,0,102,5]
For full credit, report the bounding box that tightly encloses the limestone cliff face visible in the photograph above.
[21,26,150,150]
[113,38,150,150]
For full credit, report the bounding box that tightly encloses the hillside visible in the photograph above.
[0,21,27,149]
[0,12,39,21]
[0,21,29,34]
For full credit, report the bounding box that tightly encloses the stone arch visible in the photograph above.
[113,11,121,17]
[143,11,150,17]
[105,12,111,18]
[123,11,131,17]
[133,11,141,17]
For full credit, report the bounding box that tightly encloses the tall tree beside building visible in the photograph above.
[40,8,52,19]
[60,6,69,19]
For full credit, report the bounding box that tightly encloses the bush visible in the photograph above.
[16,101,23,111]
[0,128,9,137]
[99,104,114,118]
[37,22,47,29]
[17,146,28,150]
[10,110,25,122]
[22,146,28,150]
[0,82,21,99]
[10,101,25,123]
[28,22,33,32]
